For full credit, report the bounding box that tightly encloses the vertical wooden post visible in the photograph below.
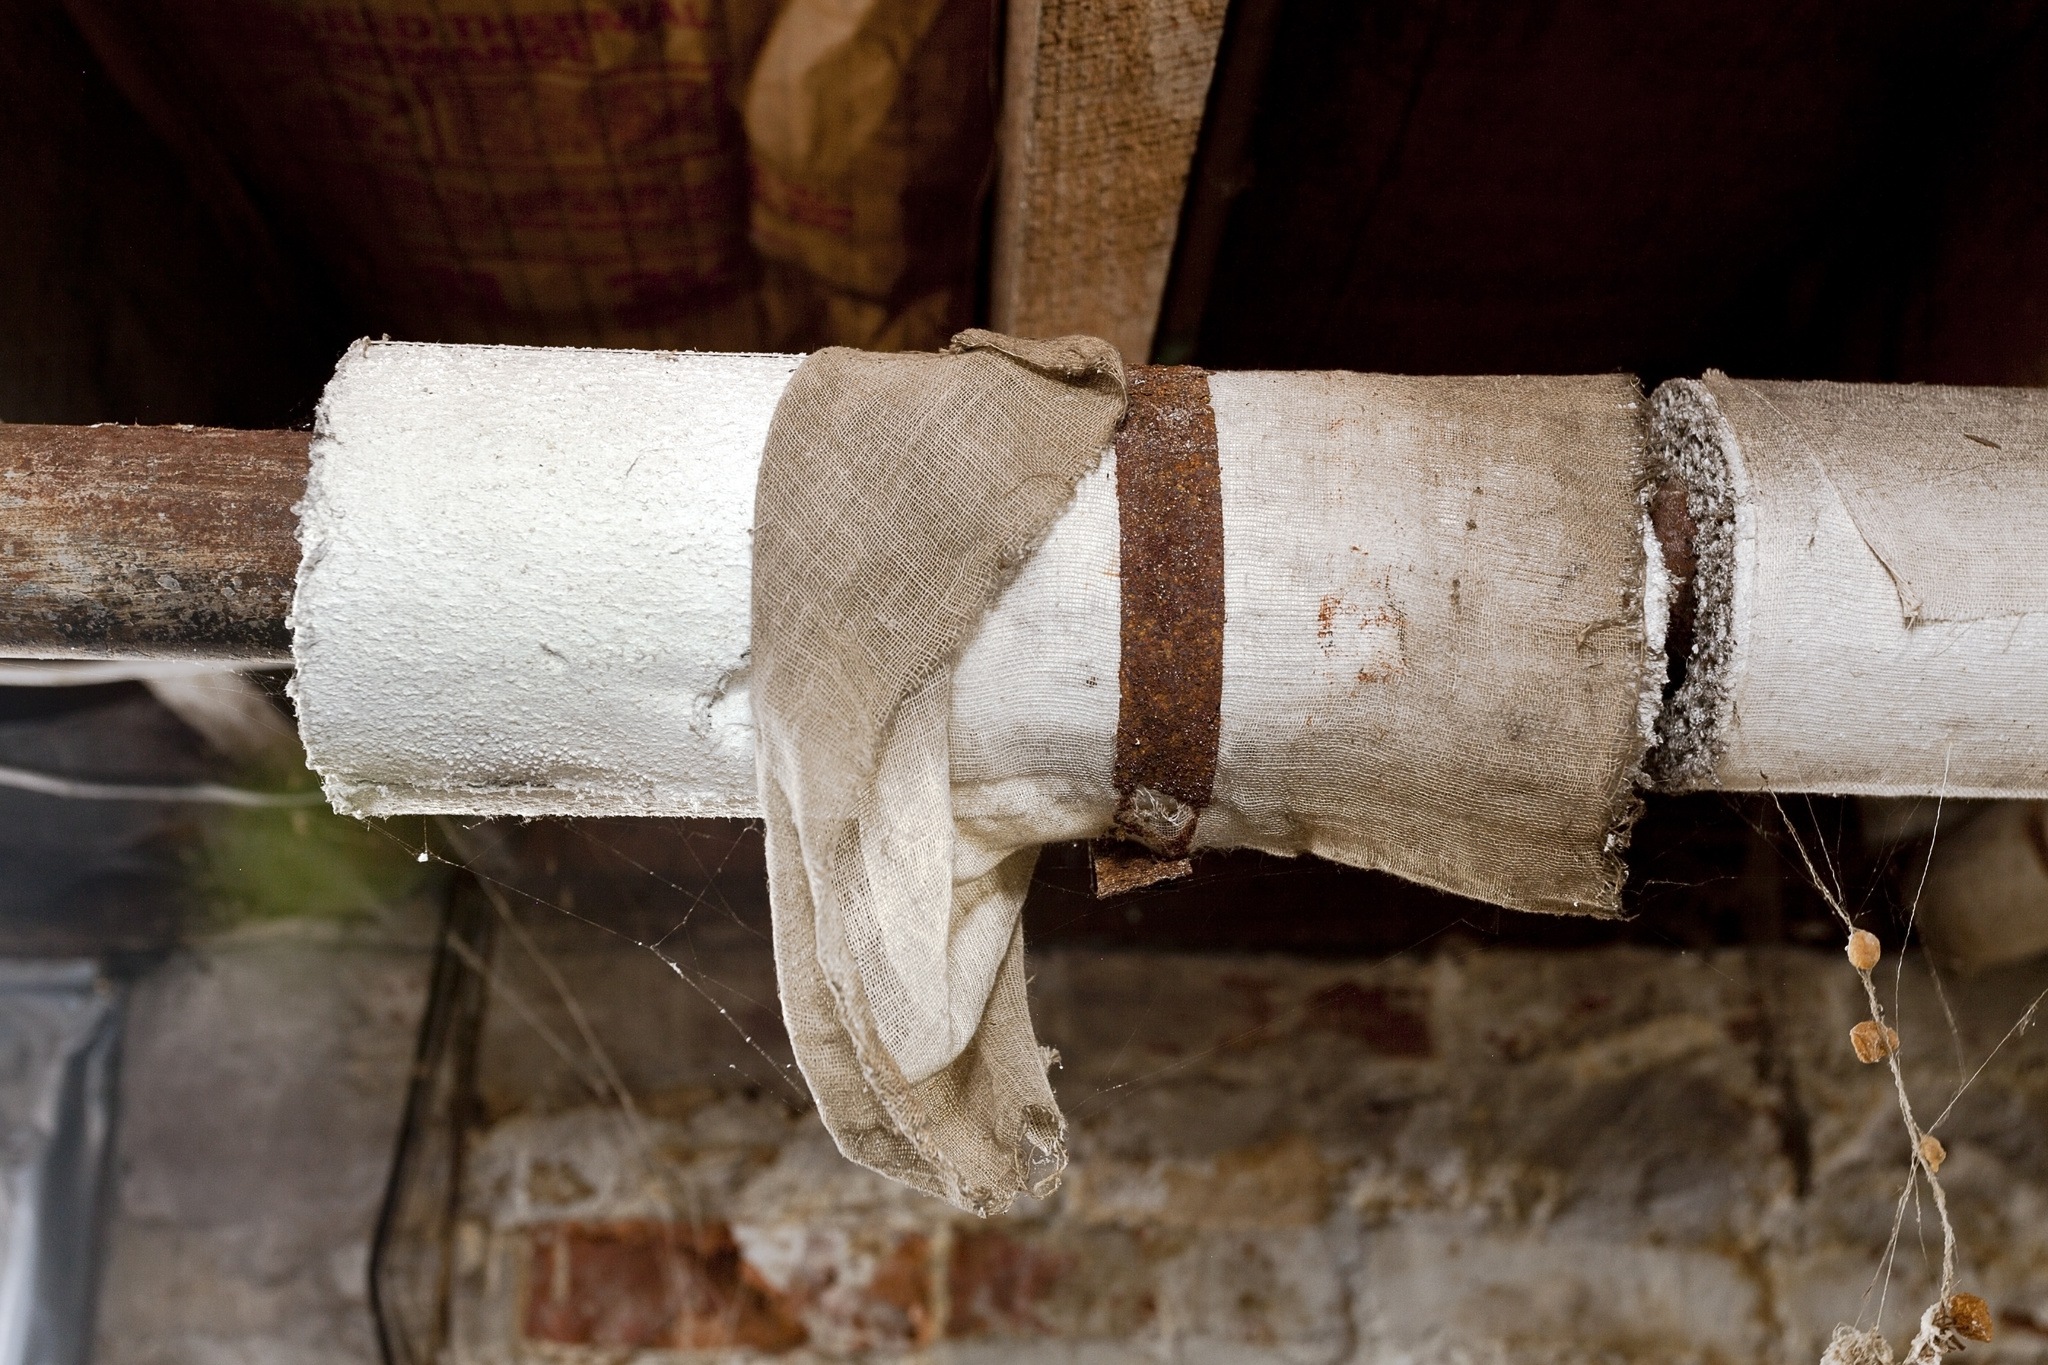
[991,0,1232,358]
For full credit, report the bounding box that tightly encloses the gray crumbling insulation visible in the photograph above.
[1644,377,1746,788]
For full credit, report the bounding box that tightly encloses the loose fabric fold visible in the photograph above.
[751,329,1126,1212]
[754,341,1662,1212]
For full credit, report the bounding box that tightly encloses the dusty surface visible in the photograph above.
[993,0,1230,355]
[76,819,2048,1365]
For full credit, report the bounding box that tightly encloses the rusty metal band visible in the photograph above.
[1109,364,1225,864]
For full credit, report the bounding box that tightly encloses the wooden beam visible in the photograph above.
[0,423,305,659]
[991,0,1231,358]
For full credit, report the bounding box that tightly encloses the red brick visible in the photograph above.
[858,1233,937,1346]
[753,1230,937,1352]
[522,1221,806,1352]
[1304,981,1432,1056]
[947,1229,1070,1338]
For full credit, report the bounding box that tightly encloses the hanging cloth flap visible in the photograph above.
[751,329,1125,1213]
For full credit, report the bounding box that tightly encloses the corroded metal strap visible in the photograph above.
[1097,365,1225,893]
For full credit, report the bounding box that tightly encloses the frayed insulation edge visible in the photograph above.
[1643,377,1744,790]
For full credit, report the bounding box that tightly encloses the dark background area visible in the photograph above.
[1172,0,2048,386]
[12,0,2048,415]
[0,0,347,428]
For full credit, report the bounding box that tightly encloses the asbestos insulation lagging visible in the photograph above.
[284,337,2048,1211]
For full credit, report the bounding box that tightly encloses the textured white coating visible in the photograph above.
[1705,376,2048,798]
[291,340,801,817]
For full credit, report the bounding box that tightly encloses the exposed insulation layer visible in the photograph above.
[1645,379,1749,788]
[1649,374,2048,798]
[292,340,799,818]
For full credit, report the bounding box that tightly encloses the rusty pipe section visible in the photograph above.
[0,423,306,660]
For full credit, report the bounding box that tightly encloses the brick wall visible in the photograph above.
[446,933,2048,1363]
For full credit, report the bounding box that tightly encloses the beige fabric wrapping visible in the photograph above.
[960,372,1659,912]
[757,343,1659,1212]
[1651,374,2048,797]
[954,374,1660,919]
[1192,372,1655,911]
[751,330,1125,1213]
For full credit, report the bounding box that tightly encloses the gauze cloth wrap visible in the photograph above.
[752,338,1658,1211]
[750,331,1126,1213]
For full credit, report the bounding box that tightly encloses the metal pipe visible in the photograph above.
[0,423,305,661]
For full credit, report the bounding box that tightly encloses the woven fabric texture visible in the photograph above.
[752,329,1126,1212]
[755,341,1664,1211]
[1192,371,1655,915]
